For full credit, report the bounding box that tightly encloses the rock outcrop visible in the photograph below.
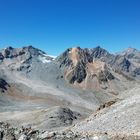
[0,78,9,92]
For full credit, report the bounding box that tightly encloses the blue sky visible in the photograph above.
[0,0,140,55]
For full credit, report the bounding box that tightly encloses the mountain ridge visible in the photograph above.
[0,45,140,139]
[0,45,138,92]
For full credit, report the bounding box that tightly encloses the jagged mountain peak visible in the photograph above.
[56,46,116,90]
[125,47,138,52]
[121,47,138,55]
[57,46,88,67]
[22,45,47,56]
[89,46,111,59]
[1,45,47,57]
[115,47,140,65]
[126,47,137,52]
[0,45,55,74]
[0,45,55,61]
[57,46,110,64]
[55,45,140,91]
[4,46,13,50]
[93,46,106,51]
[57,46,113,72]
[118,47,140,56]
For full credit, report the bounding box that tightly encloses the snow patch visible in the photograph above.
[38,55,52,63]
[43,54,57,59]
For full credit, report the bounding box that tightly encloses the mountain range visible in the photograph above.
[0,45,140,139]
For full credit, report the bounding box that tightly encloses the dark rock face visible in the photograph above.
[0,78,9,92]
[133,68,140,76]
[98,71,108,83]
[98,70,115,84]
[22,45,46,57]
[57,48,73,68]
[74,62,86,83]
[0,53,4,60]
[3,46,14,58]
[114,48,140,77]
[69,62,87,84]
[112,56,131,72]
[104,69,115,80]
[57,47,88,84]
[90,46,110,59]
[83,46,113,63]
[120,58,131,72]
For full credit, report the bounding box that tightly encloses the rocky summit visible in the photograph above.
[0,45,140,139]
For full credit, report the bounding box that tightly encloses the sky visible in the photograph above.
[0,0,140,56]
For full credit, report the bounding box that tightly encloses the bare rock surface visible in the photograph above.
[0,46,140,139]
[70,86,140,139]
